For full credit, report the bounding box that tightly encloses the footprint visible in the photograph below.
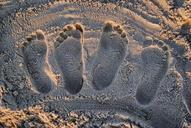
[22,30,55,93]
[92,21,128,90]
[135,41,170,105]
[54,23,83,94]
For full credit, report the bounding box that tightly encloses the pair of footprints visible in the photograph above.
[22,21,170,105]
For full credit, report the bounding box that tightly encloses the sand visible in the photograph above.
[0,0,191,128]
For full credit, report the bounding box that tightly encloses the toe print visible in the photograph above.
[91,21,128,90]
[135,41,170,105]
[54,24,84,94]
[22,30,55,93]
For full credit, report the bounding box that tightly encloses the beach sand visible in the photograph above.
[0,0,191,127]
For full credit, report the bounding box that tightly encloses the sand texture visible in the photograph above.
[0,0,191,128]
